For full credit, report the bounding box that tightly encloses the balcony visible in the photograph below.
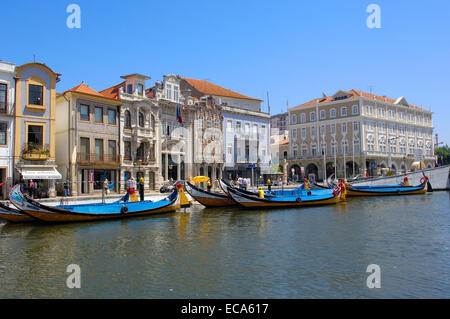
[77,152,120,165]
[22,143,50,160]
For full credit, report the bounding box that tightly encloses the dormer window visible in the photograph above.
[127,84,133,94]
[173,85,179,102]
[137,84,144,96]
[166,84,172,100]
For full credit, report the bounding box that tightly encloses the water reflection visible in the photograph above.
[0,192,449,298]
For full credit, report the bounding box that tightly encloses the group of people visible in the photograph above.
[230,177,250,191]
[125,176,146,201]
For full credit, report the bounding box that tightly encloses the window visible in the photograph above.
[137,84,144,96]
[311,126,316,137]
[0,83,6,112]
[80,104,89,121]
[0,123,7,145]
[108,140,116,160]
[302,144,308,157]
[342,140,349,154]
[244,123,250,136]
[320,125,326,136]
[214,118,220,129]
[226,120,232,132]
[342,123,347,134]
[206,117,212,129]
[139,112,144,127]
[389,110,395,119]
[310,112,316,122]
[108,109,116,125]
[95,106,103,123]
[320,110,325,120]
[378,107,385,117]
[320,142,327,156]
[367,135,375,151]
[173,85,179,102]
[292,114,297,124]
[127,84,133,94]
[353,140,360,154]
[27,125,43,147]
[28,84,43,105]
[366,105,373,115]
[378,137,386,152]
[341,107,347,117]
[399,112,404,120]
[330,108,336,118]
[261,125,266,137]
[353,121,359,132]
[236,121,241,137]
[331,141,337,155]
[227,144,232,155]
[166,84,172,100]
[352,105,359,115]
[293,145,298,158]
[366,121,374,132]
[292,128,297,139]
[301,113,306,123]
[124,141,131,160]
[399,126,405,136]
[252,124,258,138]
[400,139,406,154]
[199,116,204,132]
[311,144,317,157]
[379,122,386,133]
[389,138,397,153]
[301,127,306,139]
[331,123,336,134]
[124,111,131,127]
[80,137,90,160]
[95,139,103,161]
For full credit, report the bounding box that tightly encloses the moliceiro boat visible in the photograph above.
[9,184,181,223]
[184,181,235,207]
[221,180,345,209]
[346,176,429,196]
[0,201,35,223]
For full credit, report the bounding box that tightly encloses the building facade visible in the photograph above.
[0,60,15,199]
[55,82,121,196]
[288,90,434,182]
[13,63,62,197]
[101,74,161,192]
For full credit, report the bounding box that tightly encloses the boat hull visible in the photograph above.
[226,184,343,209]
[185,181,235,207]
[0,203,35,223]
[9,185,180,223]
[347,182,427,196]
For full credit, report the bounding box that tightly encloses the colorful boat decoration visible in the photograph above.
[184,181,236,207]
[221,180,345,208]
[346,176,429,196]
[0,201,35,223]
[9,184,181,223]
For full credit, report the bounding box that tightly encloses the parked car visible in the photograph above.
[159,180,185,193]
[348,174,366,182]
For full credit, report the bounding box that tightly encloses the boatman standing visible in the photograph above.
[267,179,272,192]
[207,180,212,192]
[139,177,145,201]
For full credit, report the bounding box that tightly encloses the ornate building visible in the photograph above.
[288,90,434,182]
[101,74,161,192]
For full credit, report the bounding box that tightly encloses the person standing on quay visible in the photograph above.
[139,176,145,201]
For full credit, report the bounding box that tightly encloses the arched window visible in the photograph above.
[124,110,131,128]
[139,112,144,127]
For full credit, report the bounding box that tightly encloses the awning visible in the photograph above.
[20,168,62,180]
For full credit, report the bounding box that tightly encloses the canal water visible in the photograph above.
[0,192,449,298]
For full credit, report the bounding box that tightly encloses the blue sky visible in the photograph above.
[1,0,449,144]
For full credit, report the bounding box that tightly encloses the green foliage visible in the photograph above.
[386,170,395,176]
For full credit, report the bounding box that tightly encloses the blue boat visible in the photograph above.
[9,184,181,223]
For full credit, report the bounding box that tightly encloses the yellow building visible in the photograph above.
[14,63,62,198]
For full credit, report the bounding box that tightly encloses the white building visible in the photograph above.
[0,60,15,199]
